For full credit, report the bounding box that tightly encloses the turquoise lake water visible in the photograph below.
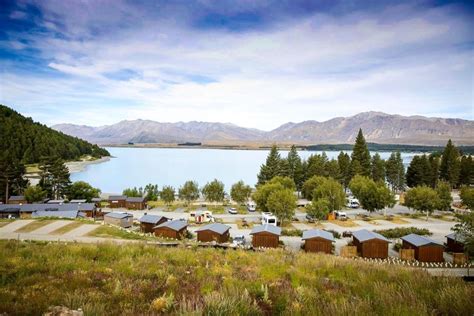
[71,147,416,194]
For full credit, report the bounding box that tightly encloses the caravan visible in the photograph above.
[261,212,278,226]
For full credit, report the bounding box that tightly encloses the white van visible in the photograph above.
[347,198,360,209]
[261,212,278,226]
[246,202,256,212]
[334,211,348,220]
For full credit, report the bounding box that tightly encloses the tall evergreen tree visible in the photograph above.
[440,139,461,187]
[0,154,28,203]
[306,153,328,178]
[459,155,473,186]
[350,129,371,177]
[257,145,282,185]
[39,157,71,199]
[370,153,385,182]
[286,145,304,191]
[337,151,351,189]
[428,154,440,187]
[385,152,405,192]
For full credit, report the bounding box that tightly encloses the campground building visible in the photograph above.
[352,229,390,259]
[8,195,27,205]
[108,195,127,208]
[401,234,444,262]
[195,223,231,243]
[250,224,281,248]
[445,233,465,253]
[154,220,188,240]
[104,212,134,228]
[302,229,334,254]
[139,214,168,233]
[126,197,147,210]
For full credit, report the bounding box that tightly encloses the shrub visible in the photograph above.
[325,229,341,239]
[281,229,303,237]
[393,242,402,252]
[374,227,432,239]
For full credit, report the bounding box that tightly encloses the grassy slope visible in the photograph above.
[0,241,472,315]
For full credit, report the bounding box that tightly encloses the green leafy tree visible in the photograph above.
[24,185,47,203]
[257,145,282,185]
[440,139,461,187]
[178,181,200,205]
[350,129,371,177]
[370,153,385,182]
[385,152,405,192]
[452,212,474,257]
[404,186,440,221]
[460,186,474,210]
[144,184,159,201]
[252,182,285,213]
[286,145,305,191]
[268,176,296,191]
[435,181,452,212]
[201,179,225,204]
[337,151,351,189]
[302,176,326,200]
[230,180,252,205]
[160,186,176,206]
[265,188,297,226]
[67,181,101,202]
[349,175,395,213]
[123,187,143,197]
[306,198,330,222]
[312,177,346,212]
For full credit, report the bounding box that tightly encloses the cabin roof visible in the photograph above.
[126,197,146,203]
[446,233,466,243]
[47,200,65,204]
[353,229,389,243]
[195,223,230,235]
[8,195,25,201]
[91,197,102,202]
[69,199,87,203]
[250,224,281,236]
[401,234,443,247]
[105,212,133,219]
[32,210,83,219]
[302,229,334,241]
[108,195,127,200]
[139,214,167,224]
[0,205,21,212]
[155,220,187,231]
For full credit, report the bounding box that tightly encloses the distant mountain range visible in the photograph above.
[52,112,474,146]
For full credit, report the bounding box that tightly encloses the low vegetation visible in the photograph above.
[14,220,54,233]
[281,228,303,237]
[374,227,432,239]
[0,241,472,315]
[86,225,153,241]
[50,221,85,235]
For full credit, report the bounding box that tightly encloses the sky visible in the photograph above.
[0,0,473,130]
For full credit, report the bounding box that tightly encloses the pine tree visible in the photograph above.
[440,139,461,187]
[350,129,371,177]
[459,155,473,186]
[39,156,71,199]
[337,151,351,189]
[370,153,385,182]
[0,154,28,203]
[385,152,405,192]
[257,145,282,185]
[286,145,304,191]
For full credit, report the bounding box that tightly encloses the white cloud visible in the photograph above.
[1,2,472,129]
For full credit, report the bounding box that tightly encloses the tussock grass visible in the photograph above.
[0,241,472,315]
[14,220,54,233]
[331,219,358,227]
[86,225,155,240]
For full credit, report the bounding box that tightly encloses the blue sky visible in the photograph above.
[0,0,473,129]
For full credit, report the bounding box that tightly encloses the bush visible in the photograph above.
[281,229,303,237]
[393,242,402,252]
[374,227,432,239]
[325,229,341,239]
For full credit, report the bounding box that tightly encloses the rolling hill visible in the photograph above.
[52,111,474,146]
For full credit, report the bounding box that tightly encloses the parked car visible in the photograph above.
[246,202,256,212]
[346,198,360,209]
[228,207,237,214]
[335,211,348,220]
[232,235,246,246]
[305,214,315,223]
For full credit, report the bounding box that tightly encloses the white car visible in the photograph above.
[335,211,348,220]
[228,207,237,214]
[246,202,256,212]
[232,235,246,246]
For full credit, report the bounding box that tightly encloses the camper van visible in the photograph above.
[246,202,256,212]
[347,198,360,209]
[189,210,215,224]
[261,212,278,226]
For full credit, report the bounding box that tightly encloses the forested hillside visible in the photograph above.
[0,105,109,163]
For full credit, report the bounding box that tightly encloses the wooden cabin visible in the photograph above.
[91,197,102,207]
[401,234,444,262]
[195,223,231,243]
[7,195,26,205]
[77,203,97,218]
[154,220,188,240]
[446,233,465,253]
[302,229,334,254]
[139,214,168,233]
[0,205,21,218]
[108,195,127,208]
[104,212,134,228]
[250,225,281,248]
[126,197,147,210]
[352,229,390,259]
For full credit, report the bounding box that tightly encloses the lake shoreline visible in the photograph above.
[65,156,111,173]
